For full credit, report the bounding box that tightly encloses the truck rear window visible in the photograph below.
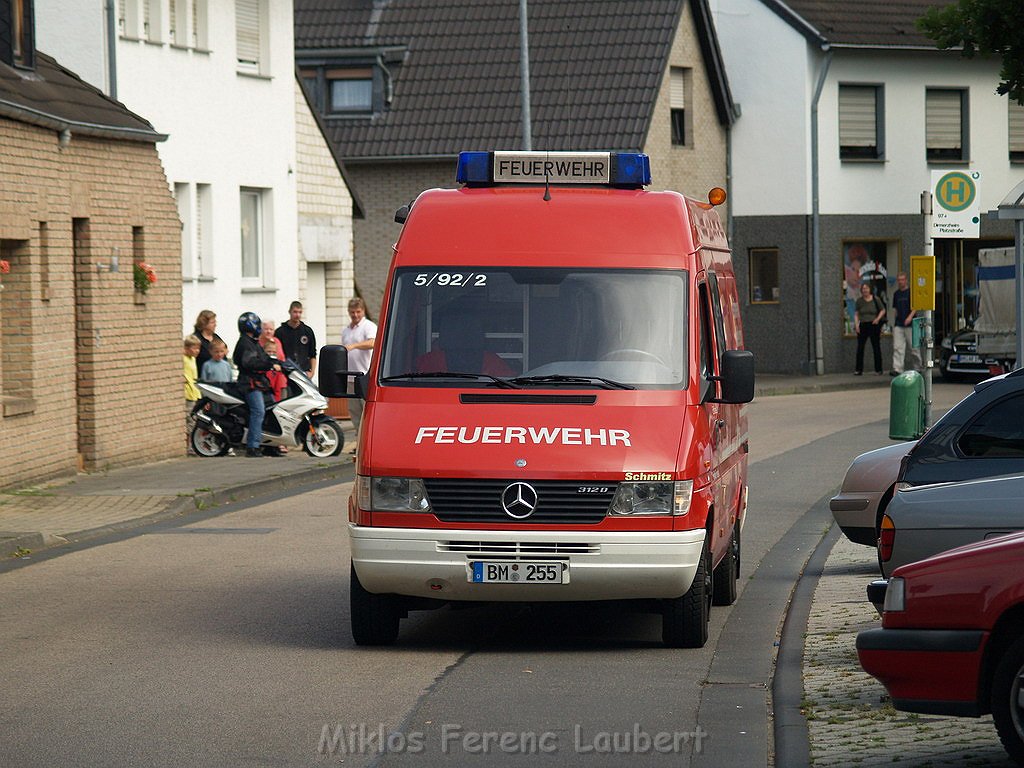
[379,268,688,389]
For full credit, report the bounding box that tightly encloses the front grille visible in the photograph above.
[438,541,600,558]
[424,479,617,524]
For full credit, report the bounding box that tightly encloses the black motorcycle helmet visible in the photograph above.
[238,311,261,337]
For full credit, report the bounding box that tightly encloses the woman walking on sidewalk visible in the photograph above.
[854,282,886,375]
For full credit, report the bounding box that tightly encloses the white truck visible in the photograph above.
[940,247,1017,379]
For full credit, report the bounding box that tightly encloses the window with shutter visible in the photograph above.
[236,0,261,72]
[1009,101,1024,162]
[839,85,882,160]
[670,67,691,147]
[926,89,967,162]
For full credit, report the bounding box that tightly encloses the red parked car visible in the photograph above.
[857,531,1024,765]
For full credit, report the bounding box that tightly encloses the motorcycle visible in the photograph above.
[190,359,344,458]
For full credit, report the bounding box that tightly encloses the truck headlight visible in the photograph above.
[883,576,905,612]
[941,336,952,349]
[609,480,692,516]
[356,476,431,512]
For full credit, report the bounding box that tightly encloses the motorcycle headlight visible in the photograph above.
[356,476,431,512]
[609,480,692,516]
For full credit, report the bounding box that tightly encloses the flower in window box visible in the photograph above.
[133,261,157,294]
[0,259,9,274]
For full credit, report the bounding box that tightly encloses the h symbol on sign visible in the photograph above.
[945,179,966,204]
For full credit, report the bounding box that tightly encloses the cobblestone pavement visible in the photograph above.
[804,535,1015,767]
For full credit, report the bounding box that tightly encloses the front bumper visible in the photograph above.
[829,494,878,546]
[856,627,988,716]
[349,525,706,601]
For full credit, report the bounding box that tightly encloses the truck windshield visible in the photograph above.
[380,268,688,389]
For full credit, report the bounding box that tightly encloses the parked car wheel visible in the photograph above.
[992,634,1024,764]
[712,524,739,606]
[350,564,400,646]
[663,538,711,648]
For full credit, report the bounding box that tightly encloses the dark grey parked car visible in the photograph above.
[897,368,1024,489]
[878,473,1024,579]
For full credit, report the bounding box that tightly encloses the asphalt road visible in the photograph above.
[0,384,974,767]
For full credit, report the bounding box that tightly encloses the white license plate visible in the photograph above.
[470,561,566,584]
[954,354,982,363]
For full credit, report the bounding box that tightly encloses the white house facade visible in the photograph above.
[711,0,1024,374]
[35,0,356,352]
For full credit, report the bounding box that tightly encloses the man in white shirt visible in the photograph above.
[341,297,377,435]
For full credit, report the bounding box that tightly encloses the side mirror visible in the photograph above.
[318,345,351,398]
[353,373,368,400]
[711,350,755,404]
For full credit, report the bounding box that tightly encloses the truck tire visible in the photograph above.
[663,538,712,648]
[991,634,1024,764]
[350,564,400,646]
[712,525,739,606]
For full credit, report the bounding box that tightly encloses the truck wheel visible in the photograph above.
[350,564,400,646]
[712,525,739,606]
[991,634,1024,764]
[663,538,712,648]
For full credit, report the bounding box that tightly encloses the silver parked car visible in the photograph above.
[878,473,1024,579]
[830,442,914,547]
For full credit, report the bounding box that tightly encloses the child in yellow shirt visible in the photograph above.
[184,335,201,453]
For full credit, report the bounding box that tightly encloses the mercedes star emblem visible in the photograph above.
[501,482,539,519]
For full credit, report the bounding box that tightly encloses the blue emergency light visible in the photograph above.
[456,151,651,188]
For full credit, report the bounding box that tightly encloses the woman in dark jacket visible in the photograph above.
[232,312,279,457]
[193,309,225,377]
[854,282,886,375]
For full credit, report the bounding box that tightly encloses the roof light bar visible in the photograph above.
[456,151,651,188]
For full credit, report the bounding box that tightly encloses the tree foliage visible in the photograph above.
[918,0,1024,104]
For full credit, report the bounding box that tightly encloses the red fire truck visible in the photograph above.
[320,151,754,648]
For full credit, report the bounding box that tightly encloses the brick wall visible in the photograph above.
[346,161,451,318]
[295,87,355,339]
[0,117,182,488]
[645,6,729,209]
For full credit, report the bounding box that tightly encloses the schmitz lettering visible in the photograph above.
[415,426,631,447]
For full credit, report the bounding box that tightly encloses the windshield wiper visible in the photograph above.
[510,374,636,390]
[382,372,521,389]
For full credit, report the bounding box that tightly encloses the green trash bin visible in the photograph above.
[889,370,925,440]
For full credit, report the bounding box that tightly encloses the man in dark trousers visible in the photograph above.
[233,312,280,457]
[275,300,317,379]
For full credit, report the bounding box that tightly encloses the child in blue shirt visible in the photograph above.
[201,339,233,382]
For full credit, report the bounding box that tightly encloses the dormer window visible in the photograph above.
[297,47,404,119]
[328,68,373,113]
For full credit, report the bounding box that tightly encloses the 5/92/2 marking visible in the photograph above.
[414,272,487,287]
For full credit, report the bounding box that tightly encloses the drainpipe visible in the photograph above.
[810,46,832,375]
[105,0,118,99]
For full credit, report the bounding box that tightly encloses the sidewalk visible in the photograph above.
[0,423,358,559]
[802,535,1012,767]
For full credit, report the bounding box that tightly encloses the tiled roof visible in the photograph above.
[767,0,954,49]
[295,0,715,160]
[0,53,162,141]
